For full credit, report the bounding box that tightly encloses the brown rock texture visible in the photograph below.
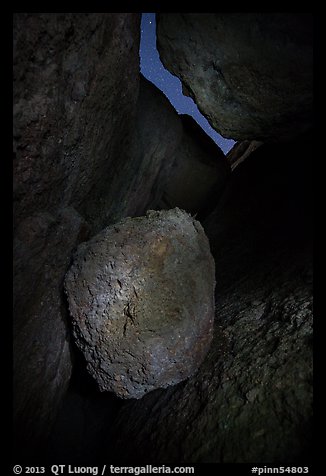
[64,209,215,399]
[13,13,141,232]
[157,13,313,141]
[13,13,229,453]
[100,136,312,463]
[13,207,90,455]
[13,12,141,454]
[13,12,313,465]
[110,76,183,220]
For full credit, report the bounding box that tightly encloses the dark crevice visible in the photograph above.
[140,13,235,155]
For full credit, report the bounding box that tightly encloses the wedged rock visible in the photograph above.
[64,208,215,399]
[14,13,229,455]
[157,13,313,141]
[102,136,313,463]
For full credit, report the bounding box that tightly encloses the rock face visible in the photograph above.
[13,12,140,456]
[157,13,313,141]
[14,12,313,465]
[13,13,229,454]
[64,209,215,399]
[158,115,230,215]
[13,13,141,233]
[101,136,312,463]
[111,76,183,220]
[227,140,263,170]
[121,78,230,219]
[13,207,90,456]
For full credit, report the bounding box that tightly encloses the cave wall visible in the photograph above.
[13,13,141,232]
[45,135,313,465]
[102,135,313,464]
[13,13,230,456]
[226,140,263,170]
[118,77,230,219]
[109,76,183,220]
[13,12,313,465]
[13,12,141,454]
[158,114,230,215]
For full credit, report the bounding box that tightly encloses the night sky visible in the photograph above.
[140,13,235,154]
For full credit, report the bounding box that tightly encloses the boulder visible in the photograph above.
[64,209,215,399]
[157,13,313,141]
[13,14,229,454]
[102,136,312,463]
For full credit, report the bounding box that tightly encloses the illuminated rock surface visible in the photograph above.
[65,208,215,399]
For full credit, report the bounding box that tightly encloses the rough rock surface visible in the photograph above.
[13,207,90,456]
[64,209,215,399]
[13,13,140,232]
[14,12,313,465]
[98,137,312,463]
[120,78,230,219]
[227,140,263,170]
[13,13,140,456]
[157,13,313,141]
[158,115,230,215]
[111,76,183,220]
[14,13,229,455]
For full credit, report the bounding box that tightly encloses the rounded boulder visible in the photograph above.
[64,208,215,399]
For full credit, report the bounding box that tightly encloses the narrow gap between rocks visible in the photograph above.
[13,13,313,465]
[140,12,235,155]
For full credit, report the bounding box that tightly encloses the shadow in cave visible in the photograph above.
[44,131,313,465]
[12,12,313,466]
[45,342,189,464]
[97,131,314,465]
[44,340,124,464]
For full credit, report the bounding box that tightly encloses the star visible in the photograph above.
[139,13,235,154]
